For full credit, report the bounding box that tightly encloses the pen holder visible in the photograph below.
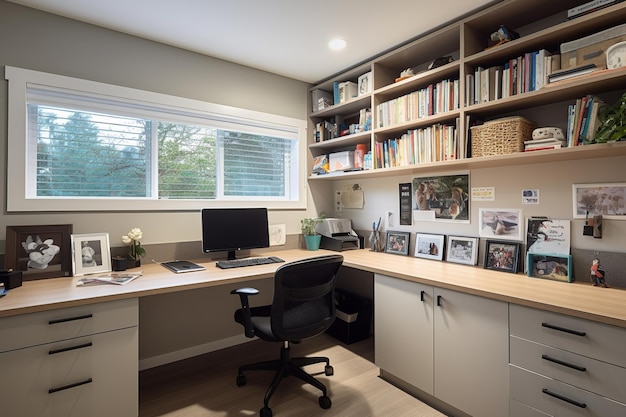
[369,231,385,252]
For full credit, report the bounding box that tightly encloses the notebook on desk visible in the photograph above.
[160,260,206,273]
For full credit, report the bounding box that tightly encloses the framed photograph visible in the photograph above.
[412,173,470,222]
[572,182,626,219]
[527,253,572,283]
[71,233,112,276]
[414,233,445,261]
[385,231,411,256]
[358,71,372,96]
[479,208,523,241]
[446,236,479,265]
[484,240,521,273]
[5,224,73,280]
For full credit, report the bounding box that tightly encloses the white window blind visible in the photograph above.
[6,66,306,211]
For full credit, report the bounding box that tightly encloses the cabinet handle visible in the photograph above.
[49,342,93,355]
[541,388,587,409]
[48,378,93,394]
[541,322,586,337]
[541,354,587,372]
[420,290,425,302]
[436,295,442,307]
[48,313,93,325]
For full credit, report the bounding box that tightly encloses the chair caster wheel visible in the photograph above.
[325,365,334,376]
[236,374,246,386]
[260,406,273,417]
[319,395,332,409]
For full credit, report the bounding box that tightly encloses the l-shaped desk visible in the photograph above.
[2,248,626,417]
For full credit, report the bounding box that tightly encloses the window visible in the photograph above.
[6,66,306,211]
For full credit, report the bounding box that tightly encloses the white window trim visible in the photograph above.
[5,66,307,212]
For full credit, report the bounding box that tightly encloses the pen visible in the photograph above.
[376,217,381,231]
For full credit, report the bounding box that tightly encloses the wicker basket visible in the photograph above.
[470,116,536,157]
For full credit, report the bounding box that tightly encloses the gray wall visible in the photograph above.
[0,0,323,250]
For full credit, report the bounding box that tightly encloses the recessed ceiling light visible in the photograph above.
[328,38,347,51]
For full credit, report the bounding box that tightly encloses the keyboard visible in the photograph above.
[216,256,285,269]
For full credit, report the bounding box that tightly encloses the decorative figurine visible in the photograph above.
[590,257,608,287]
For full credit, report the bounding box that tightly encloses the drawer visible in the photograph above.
[510,304,626,367]
[510,399,550,417]
[510,365,626,417]
[511,336,626,403]
[0,326,138,417]
[0,298,138,352]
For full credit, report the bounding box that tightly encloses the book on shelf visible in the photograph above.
[77,271,143,286]
[566,94,605,146]
[567,0,623,19]
[548,64,597,83]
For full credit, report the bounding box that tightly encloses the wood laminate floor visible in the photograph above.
[139,334,446,417]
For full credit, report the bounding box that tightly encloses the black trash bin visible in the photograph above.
[326,289,372,344]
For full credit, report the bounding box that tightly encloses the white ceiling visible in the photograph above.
[9,0,496,83]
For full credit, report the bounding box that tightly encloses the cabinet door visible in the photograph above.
[0,327,138,417]
[374,274,434,394]
[434,288,509,417]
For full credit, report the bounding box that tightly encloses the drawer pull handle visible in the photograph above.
[420,291,425,302]
[49,342,93,355]
[542,388,587,409]
[541,354,587,372]
[48,378,93,394]
[436,295,443,307]
[541,322,586,337]
[48,314,93,325]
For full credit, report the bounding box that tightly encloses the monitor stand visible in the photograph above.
[226,250,237,260]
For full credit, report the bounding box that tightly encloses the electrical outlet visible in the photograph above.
[269,224,286,246]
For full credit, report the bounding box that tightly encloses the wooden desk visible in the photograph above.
[2,248,625,327]
[2,248,626,417]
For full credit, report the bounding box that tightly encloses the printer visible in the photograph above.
[316,218,361,251]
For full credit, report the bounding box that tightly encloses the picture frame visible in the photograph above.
[5,224,73,281]
[484,240,521,273]
[71,233,112,276]
[479,208,523,241]
[414,233,445,261]
[572,182,626,219]
[527,253,573,283]
[446,236,479,265]
[412,173,470,222]
[358,71,372,96]
[385,231,411,256]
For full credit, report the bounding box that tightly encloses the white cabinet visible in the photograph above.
[374,274,509,417]
[0,298,139,417]
[375,274,434,394]
[510,304,626,416]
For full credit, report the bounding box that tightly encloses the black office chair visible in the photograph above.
[231,254,344,417]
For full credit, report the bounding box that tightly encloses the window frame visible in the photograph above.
[5,66,307,212]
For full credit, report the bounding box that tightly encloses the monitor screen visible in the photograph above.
[201,207,270,260]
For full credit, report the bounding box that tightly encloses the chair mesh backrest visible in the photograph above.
[270,255,343,342]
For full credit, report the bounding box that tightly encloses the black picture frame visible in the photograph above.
[385,231,411,256]
[5,224,73,280]
[483,240,520,273]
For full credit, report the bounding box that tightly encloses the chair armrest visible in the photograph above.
[231,287,259,338]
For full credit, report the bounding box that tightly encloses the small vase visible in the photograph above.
[304,234,322,251]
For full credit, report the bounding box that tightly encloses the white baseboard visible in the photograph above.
[139,334,253,371]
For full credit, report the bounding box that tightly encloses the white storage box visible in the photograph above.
[329,151,355,172]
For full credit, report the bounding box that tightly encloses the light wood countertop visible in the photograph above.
[1,249,625,328]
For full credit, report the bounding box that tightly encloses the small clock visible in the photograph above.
[606,41,626,70]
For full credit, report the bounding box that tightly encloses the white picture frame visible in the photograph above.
[358,71,372,96]
[71,233,111,276]
[414,233,445,261]
[478,208,523,241]
[446,236,478,265]
[572,182,626,219]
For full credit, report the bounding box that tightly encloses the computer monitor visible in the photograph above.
[201,207,270,260]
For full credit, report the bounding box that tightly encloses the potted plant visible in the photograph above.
[594,91,626,143]
[301,216,324,250]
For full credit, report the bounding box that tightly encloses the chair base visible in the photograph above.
[236,341,333,415]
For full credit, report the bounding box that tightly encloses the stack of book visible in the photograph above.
[566,94,605,146]
[524,137,566,152]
